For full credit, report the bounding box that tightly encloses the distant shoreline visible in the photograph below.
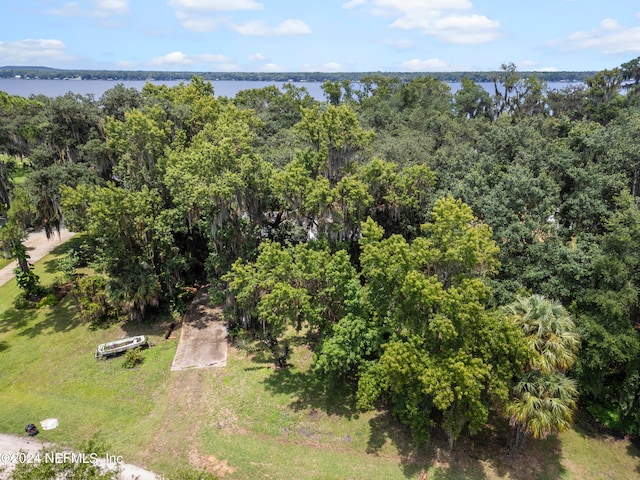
[0,65,596,84]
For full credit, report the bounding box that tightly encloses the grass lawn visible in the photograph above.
[1,248,640,479]
[0,256,12,270]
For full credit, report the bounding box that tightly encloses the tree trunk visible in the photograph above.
[507,423,527,457]
[12,239,30,273]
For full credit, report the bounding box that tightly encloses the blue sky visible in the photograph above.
[2,0,640,72]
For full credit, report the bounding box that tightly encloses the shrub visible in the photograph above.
[56,251,79,281]
[122,347,144,369]
[14,267,43,299]
[71,275,119,326]
[208,286,226,305]
[37,293,59,309]
[13,293,31,310]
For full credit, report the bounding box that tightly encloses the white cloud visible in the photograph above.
[382,38,414,49]
[432,15,500,44]
[149,51,195,66]
[301,62,346,72]
[175,11,228,32]
[249,53,268,62]
[0,39,77,65]
[517,60,559,72]
[399,58,465,71]
[48,3,87,17]
[169,0,264,32]
[232,19,311,36]
[356,0,499,44]
[148,51,233,68]
[259,63,283,72]
[550,17,640,55]
[343,0,367,9]
[600,18,620,31]
[323,62,343,71]
[115,60,137,69]
[48,0,129,18]
[94,0,128,15]
[167,0,262,11]
[390,12,500,44]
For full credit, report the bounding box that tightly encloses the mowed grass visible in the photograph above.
[1,247,640,479]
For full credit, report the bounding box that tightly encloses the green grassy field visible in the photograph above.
[1,247,640,479]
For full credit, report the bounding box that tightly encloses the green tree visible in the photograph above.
[225,241,359,340]
[353,197,529,447]
[0,186,41,298]
[164,104,273,275]
[295,104,374,186]
[61,184,167,321]
[504,294,580,456]
[25,163,99,237]
[621,56,640,105]
[99,83,143,121]
[584,68,626,124]
[454,78,493,120]
[106,104,172,191]
[576,190,640,433]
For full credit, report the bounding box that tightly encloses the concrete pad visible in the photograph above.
[0,229,76,287]
[171,288,227,371]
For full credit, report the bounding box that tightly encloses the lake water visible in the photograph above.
[0,78,580,101]
[0,78,327,100]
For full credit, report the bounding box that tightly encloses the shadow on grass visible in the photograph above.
[119,310,176,338]
[43,257,61,275]
[262,367,359,419]
[0,306,31,334]
[365,411,437,478]
[483,434,566,480]
[628,438,640,475]
[0,340,9,352]
[369,415,568,480]
[44,233,87,273]
[572,408,627,441]
[42,234,92,275]
[17,298,82,338]
[249,348,276,365]
[571,407,640,474]
[435,416,567,480]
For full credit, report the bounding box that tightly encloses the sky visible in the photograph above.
[2,0,640,73]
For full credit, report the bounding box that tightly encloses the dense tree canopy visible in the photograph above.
[3,58,640,446]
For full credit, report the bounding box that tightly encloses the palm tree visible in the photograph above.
[505,294,580,373]
[506,371,578,456]
[504,294,580,456]
[107,259,160,322]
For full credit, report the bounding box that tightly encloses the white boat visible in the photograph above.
[95,335,148,359]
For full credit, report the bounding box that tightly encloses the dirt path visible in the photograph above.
[0,433,158,479]
[0,229,76,287]
[171,288,227,371]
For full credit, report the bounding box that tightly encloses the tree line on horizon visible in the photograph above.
[2,57,640,455]
[0,64,595,84]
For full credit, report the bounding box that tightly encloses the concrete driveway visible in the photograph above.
[0,433,158,480]
[171,288,227,371]
[0,229,76,287]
